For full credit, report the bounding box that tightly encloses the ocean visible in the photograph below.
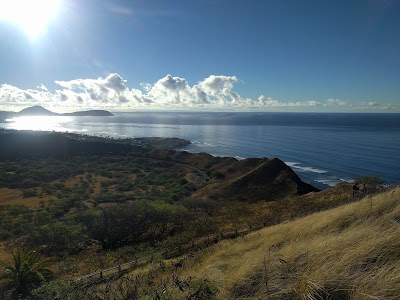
[2,112,400,190]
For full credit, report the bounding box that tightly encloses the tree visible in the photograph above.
[354,175,384,186]
[1,248,52,298]
[30,222,88,253]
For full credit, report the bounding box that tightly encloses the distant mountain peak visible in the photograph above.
[18,106,56,116]
[15,106,113,117]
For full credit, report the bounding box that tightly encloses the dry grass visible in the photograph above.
[0,188,54,208]
[0,244,10,264]
[167,187,400,299]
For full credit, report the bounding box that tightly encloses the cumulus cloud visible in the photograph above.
[37,84,48,92]
[0,73,395,112]
[325,98,346,106]
[258,96,321,107]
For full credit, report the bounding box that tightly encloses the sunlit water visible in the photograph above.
[2,112,400,190]
[5,116,74,132]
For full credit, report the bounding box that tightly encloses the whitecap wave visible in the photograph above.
[340,178,354,183]
[98,131,127,137]
[285,161,328,174]
[190,140,216,147]
[234,155,245,160]
[314,179,338,187]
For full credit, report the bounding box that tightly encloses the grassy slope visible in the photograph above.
[167,187,400,299]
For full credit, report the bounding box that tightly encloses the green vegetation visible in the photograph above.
[0,130,394,298]
[0,249,52,298]
[354,175,385,185]
[25,187,400,299]
[0,156,208,251]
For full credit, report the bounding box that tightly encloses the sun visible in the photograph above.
[0,0,61,39]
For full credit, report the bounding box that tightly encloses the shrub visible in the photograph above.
[30,222,88,253]
[23,188,38,198]
[354,175,384,186]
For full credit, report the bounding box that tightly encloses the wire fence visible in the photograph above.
[74,184,395,287]
[75,221,268,287]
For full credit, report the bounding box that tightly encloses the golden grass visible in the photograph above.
[0,188,54,208]
[0,244,10,264]
[171,187,400,299]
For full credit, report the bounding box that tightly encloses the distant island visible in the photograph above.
[0,105,113,122]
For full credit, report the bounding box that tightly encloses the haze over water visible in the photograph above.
[2,112,400,190]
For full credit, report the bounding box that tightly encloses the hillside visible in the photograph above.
[0,130,190,159]
[5,130,387,299]
[161,187,400,299]
[150,149,319,201]
[18,106,57,116]
[77,187,400,299]
[0,106,113,119]
[199,157,319,201]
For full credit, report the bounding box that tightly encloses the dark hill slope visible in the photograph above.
[0,131,318,200]
[150,149,238,171]
[150,149,318,201]
[0,131,134,159]
[224,158,318,200]
[191,157,318,201]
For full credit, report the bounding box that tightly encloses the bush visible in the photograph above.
[354,175,384,186]
[30,222,88,252]
[23,188,37,198]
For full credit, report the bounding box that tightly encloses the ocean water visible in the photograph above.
[2,112,400,190]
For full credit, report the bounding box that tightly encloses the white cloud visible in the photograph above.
[0,73,396,112]
[258,96,321,107]
[364,101,379,107]
[325,98,346,106]
[37,84,48,92]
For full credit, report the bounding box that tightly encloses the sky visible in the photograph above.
[0,0,399,112]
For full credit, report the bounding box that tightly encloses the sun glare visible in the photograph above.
[0,0,61,39]
[5,116,72,131]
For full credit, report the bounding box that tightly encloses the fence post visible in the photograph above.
[100,271,103,280]
[235,229,238,236]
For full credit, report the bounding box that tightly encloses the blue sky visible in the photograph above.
[0,0,399,112]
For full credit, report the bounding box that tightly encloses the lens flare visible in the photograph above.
[0,0,61,39]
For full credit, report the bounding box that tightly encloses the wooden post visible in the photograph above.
[100,271,103,279]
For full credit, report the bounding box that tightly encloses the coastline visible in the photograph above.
[1,112,399,189]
